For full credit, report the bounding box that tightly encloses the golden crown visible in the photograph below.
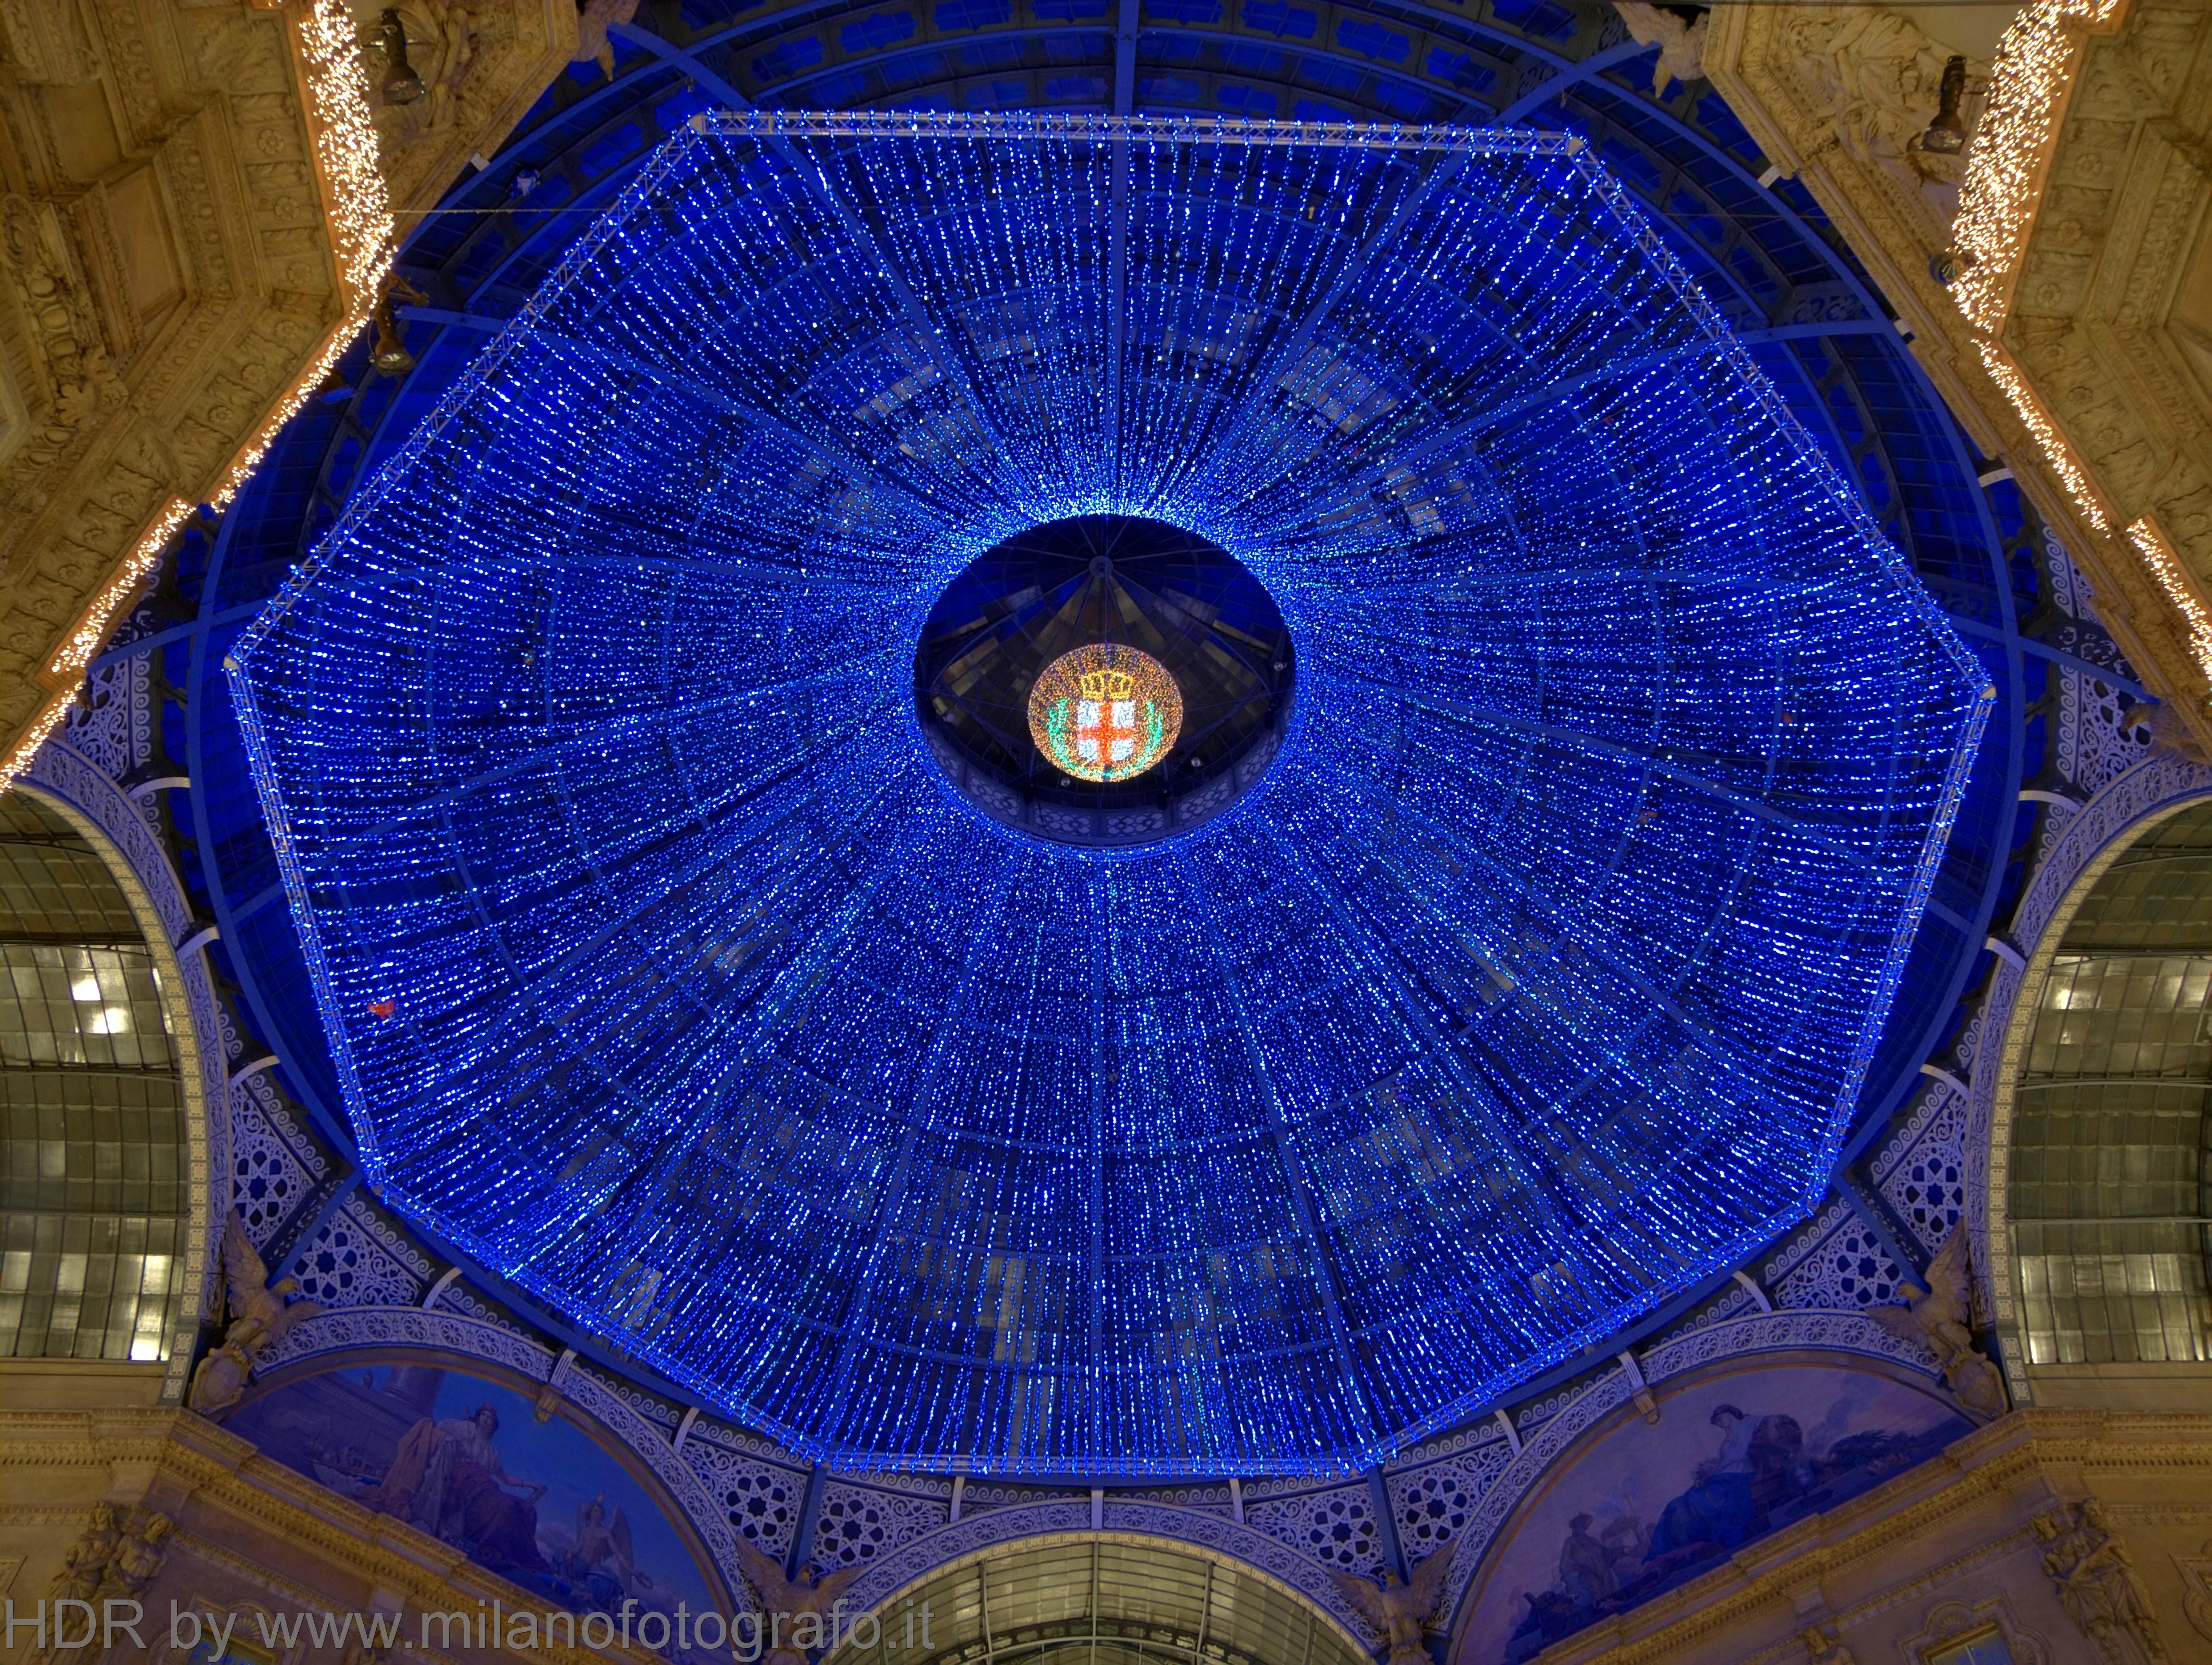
[1078,666,1135,700]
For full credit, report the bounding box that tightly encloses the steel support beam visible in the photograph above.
[1113,0,1138,116]
[1496,38,1651,123]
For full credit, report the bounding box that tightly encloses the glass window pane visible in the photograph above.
[0,790,190,1363]
[2009,801,2212,1367]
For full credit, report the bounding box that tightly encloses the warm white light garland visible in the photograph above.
[2126,516,2212,691]
[1954,0,2212,714]
[2,496,197,787]
[2,0,395,792]
[212,0,395,505]
[1975,339,2106,533]
[1950,0,2120,332]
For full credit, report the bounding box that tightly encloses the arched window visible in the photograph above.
[2009,800,2212,1366]
[0,790,190,1362]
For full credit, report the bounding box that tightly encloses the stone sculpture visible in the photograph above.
[730,1538,870,1665]
[1610,2,1708,98]
[1863,1226,2007,1418]
[1328,1542,1458,1665]
[2035,1500,2168,1665]
[188,1214,321,1416]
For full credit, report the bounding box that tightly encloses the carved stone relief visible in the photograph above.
[2175,1539,2212,1643]
[1787,4,1985,244]
[1708,2,2212,749]
[1900,1595,2053,1665]
[2034,1498,2171,1663]
[0,0,573,775]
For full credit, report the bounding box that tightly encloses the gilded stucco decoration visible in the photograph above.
[0,0,574,785]
[1707,0,2212,750]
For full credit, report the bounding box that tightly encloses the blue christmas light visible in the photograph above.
[228,114,1990,1476]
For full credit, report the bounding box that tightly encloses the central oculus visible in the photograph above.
[1028,643,1182,782]
[914,514,1294,849]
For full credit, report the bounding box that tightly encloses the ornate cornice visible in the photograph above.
[1706,0,2212,745]
[0,0,575,788]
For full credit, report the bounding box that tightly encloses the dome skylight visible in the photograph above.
[915,512,1292,848]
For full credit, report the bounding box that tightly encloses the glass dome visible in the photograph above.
[228,114,1988,1475]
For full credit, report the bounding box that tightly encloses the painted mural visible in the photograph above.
[1465,1364,1970,1663]
[229,1365,723,1662]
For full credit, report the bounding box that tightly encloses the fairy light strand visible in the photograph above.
[1949,0,2212,717]
[2126,516,2212,690]
[0,495,196,790]
[209,0,394,506]
[1951,0,2121,332]
[3,0,393,792]
[1975,338,2108,533]
[227,117,1986,1476]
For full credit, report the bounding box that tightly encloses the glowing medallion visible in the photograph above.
[1027,644,1184,783]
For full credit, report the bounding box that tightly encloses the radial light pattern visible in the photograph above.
[229,114,1990,1476]
[1029,644,1184,783]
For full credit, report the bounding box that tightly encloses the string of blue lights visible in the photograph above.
[228,114,1989,1475]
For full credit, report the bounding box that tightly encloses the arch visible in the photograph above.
[1442,1345,1969,1663]
[247,1302,749,1585]
[819,1528,1373,1665]
[0,751,222,1399]
[1969,751,2212,1399]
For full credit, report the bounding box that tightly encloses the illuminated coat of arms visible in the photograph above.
[1027,643,1184,783]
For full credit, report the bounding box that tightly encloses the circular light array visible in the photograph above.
[228,115,1989,1477]
[1027,643,1183,783]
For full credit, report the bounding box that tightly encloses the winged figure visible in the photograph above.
[566,1494,637,1591]
[1328,1541,1456,1665]
[575,0,640,77]
[1609,2,1708,97]
[1863,1227,2005,1418]
[732,1536,870,1665]
[188,1215,322,1415]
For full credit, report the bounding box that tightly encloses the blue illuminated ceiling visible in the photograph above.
[226,115,1981,1474]
[138,0,2113,1481]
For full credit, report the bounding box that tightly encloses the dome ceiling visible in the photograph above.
[227,115,1986,1475]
